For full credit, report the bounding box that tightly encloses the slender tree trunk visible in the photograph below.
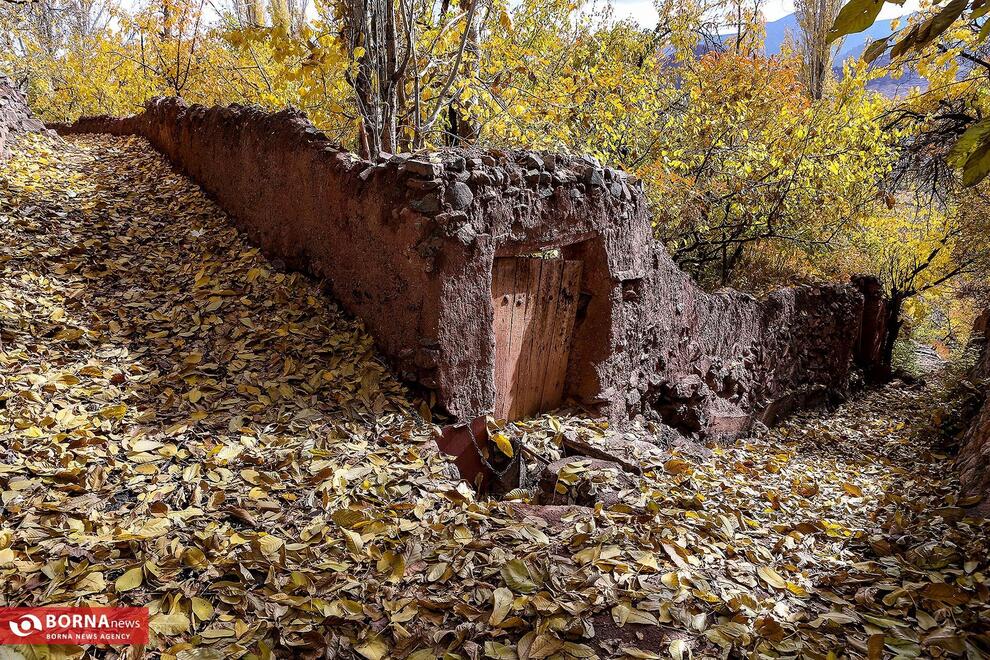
[28,0,57,53]
[161,0,171,40]
[446,105,459,146]
[455,0,481,143]
[795,0,843,99]
[286,0,307,35]
[247,0,265,26]
[379,0,398,154]
[271,0,291,32]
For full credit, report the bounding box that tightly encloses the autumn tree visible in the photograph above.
[233,0,265,26]
[725,0,765,53]
[794,0,843,98]
[839,182,990,366]
[830,0,990,185]
[808,0,990,358]
[338,0,401,156]
[286,0,306,35]
[641,52,891,287]
[332,0,497,157]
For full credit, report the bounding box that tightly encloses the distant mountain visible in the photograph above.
[760,13,903,61]
[753,12,926,96]
[856,52,927,95]
[706,12,926,96]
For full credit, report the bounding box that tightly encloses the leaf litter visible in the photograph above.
[0,133,988,659]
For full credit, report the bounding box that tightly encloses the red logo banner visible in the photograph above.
[0,607,148,645]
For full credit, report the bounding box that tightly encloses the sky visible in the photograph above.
[116,0,922,30]
[609,0,920,27]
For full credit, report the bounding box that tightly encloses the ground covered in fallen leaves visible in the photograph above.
[1,134,988,660]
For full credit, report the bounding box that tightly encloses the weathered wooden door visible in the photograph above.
[492,256,582,420]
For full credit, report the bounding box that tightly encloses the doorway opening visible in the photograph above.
[491,255,583,421]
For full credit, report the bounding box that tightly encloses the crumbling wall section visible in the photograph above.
[55,99,888,437]
[852,275,890,383]
[606,251,871,437]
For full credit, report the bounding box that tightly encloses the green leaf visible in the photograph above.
[947,118,990,186]
[961,139,990,187]
[890,26,921,59]
[917,0,969,48]
[828,0,889,42]
[890,0,969,57]
[863,35,892,63]
[979,16,990,41]
[947,119,990,167]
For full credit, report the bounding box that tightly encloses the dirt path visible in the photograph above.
[1,133,987,659]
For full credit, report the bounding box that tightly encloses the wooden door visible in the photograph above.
[491,256,582,421]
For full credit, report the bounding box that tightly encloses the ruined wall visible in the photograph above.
[852,275,890,383]
[957,311,990,514]
[56,99,888,436]
[57,99,651,422]
[600,252,872,437]
[0,76,44,157]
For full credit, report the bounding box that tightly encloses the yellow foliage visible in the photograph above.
[3,0,985,322]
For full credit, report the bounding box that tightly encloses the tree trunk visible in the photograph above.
[879,295,904,378]
[795,0,842,100]
[271,0,291,32]
[344,0,399,158]
[455,0,481,144]
[379,0,398,154]
[286,0,308,35]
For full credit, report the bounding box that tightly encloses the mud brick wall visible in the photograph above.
[0,76,44,158]
[55,98,889,436]
[957,311,990,514]
[852,274,890,383]
[56,99,652,422]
